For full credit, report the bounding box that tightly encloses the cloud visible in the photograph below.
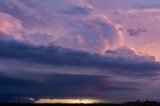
[0,12,23,40]
[0,0,160,102]
[88,0,160,10]
[62,6,92,15]
[105,46,155,62]
[126,28,147,36]
[0,0,44,22]
[56,17,121,53]
[0,0,123,53]
[0,39,159,77]
[0,35,159,102]
[0,72,143,102]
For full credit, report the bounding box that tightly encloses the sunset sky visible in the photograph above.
[0,0,160,103]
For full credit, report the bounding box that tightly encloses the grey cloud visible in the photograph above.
[62,6,92,15]
[0,39,159,77]
[0,72,142,102]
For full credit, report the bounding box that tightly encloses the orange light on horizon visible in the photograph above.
[34,98,104,104]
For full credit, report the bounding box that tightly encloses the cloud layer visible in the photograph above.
[0,0,160,103]
[0,0,122,53]
[0,39,160,102]
[0,40,159,76]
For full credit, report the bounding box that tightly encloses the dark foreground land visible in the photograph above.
[1,101,160,106]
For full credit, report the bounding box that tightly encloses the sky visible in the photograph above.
[0,0,160,103]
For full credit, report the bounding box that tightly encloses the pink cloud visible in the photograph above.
[0,12,24,40]
[105,45,156,62]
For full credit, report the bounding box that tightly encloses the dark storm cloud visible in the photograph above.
[0,72,141,101]
[0,39,159,76]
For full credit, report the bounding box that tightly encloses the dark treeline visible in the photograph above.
[0,101,160,106]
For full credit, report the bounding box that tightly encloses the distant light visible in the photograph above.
[34,98,104,104]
